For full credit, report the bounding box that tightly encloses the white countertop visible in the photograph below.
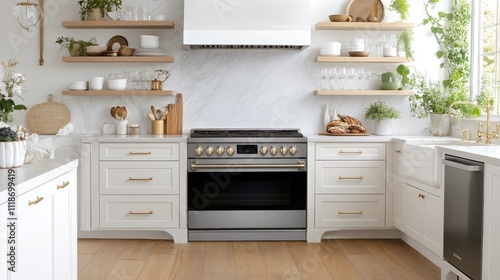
[437,145,500,165]
[0,159,79,203]
[81,134,188,143]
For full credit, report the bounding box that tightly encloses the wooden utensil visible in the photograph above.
[110,107,116,119]
[116,107,123,120]
[147,112,156,121]
[151,106,156,120]
[156,109,162,121]
[121,107,127,120]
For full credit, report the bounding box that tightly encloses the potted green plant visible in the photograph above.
[364,100,401,135]
[55,36,97,57]
[78,0,122,21]
[389,0,413,58]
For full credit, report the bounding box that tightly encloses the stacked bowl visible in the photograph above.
[69,81,88,91]
[320,42,341,56]
[140,35,159,49]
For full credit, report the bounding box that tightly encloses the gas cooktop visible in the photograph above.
[190,128,304,138]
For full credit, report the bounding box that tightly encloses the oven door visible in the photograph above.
[187,158,306,229]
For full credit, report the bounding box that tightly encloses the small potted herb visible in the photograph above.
[78,0,122,21]
[365,100,401,135]
[55,36,97,57]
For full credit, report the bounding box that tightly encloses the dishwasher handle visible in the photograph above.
[443,159,482,172]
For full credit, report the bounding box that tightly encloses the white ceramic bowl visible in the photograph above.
[383,47,397,57]
[69,81,88,91]
[140,35,160,49]
[107,79,127,90]
[320,47,341,56]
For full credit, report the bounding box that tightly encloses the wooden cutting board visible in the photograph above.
[165,93,183,134]
[26,94,70,135]
[319,132,370,136]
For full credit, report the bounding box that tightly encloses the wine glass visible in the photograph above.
[320,68,328,90]
[347,67,356,90]
[338,67,347,90]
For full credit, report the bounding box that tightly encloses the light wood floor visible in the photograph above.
[78,238,440,280]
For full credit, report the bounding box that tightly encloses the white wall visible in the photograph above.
[0,0,450,135]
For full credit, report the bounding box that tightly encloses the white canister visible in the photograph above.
[116,120,128,135]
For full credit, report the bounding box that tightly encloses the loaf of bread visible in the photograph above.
[337,113,363,126]
[349,124,367,133]
[327,126,347,134]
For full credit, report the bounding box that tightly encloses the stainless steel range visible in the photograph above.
[187,128,307,241]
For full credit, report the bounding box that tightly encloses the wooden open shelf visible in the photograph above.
[315,22,414,31]
[62,56,174,63]
[315,56,414,63]
[62,90,175,96]
[314,90,414,96]
[62,20,174,29]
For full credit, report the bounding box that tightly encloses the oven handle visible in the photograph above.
[190,161,306,171]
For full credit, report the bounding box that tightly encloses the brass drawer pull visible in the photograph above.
[395,149,402,154]
[338,211,363,215]
[28,196,44,206]
[418,194,426,199]
[57,181,70,190]
[128,177,153,181]
[339,176,364,180]
[128,211,154,215]
[129,152,152,155]
[339,150,363,154]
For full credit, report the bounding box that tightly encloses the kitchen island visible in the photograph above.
[0,158,78,280]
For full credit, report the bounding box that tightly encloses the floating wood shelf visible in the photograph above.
[62,90,176,96]
[315,56,414,63]
[61,20,174,29]
[61,56,174,63]
[315,22,414,31]
[314,90,414,96]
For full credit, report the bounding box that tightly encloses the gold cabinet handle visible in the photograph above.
[418,194,426,199]
[128,177,153,181]
[128,211,154,215]
[338,211,363,215]
[395,149,402,154]
[28,196,44,206]
[57,181,70,190]
[129,152,152,155]
[339,176,364,180]
[339,150,363,154]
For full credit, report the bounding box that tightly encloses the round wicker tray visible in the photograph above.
[26,94,70,135]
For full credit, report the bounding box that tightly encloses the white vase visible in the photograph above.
[0,141,26,168]
[430,113,450,136]
[375,119,393,135]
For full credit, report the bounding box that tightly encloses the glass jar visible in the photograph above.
[128,123,140,135]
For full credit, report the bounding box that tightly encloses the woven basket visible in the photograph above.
[26,94,70,135]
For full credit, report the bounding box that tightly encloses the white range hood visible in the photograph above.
[183,0,311,49]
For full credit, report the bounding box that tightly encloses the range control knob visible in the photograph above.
[216,146,225,156]
[205,146,214,156]
[269,146,278,156]
[260,146,268,156]
[280,146,288,156]
[226,146,235,156]
[289,146,297,156]
[195,145,204,156]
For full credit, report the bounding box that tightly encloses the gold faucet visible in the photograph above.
[448,101,499,144]
[461,129,472,141]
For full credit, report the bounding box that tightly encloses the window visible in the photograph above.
[474,0,500,113]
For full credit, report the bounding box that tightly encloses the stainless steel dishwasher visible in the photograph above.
[443,155,484,280]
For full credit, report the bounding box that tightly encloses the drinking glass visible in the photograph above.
[320,68,328,90]
[347,67,356,90]
[129,71,141,90]
[364,70,372,90]
[137,5,149,21]
[355,68,365,90]
[338,67,347,90]
[140,71,153,90]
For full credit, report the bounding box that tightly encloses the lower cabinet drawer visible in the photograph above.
[100,195,179,228]
[315,195,385,228]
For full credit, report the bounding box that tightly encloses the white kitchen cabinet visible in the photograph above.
[483,164,500,279]
[308,142,387,242]
[396,183,441,255]
[0,164,77,280]
[81,138,187,243]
